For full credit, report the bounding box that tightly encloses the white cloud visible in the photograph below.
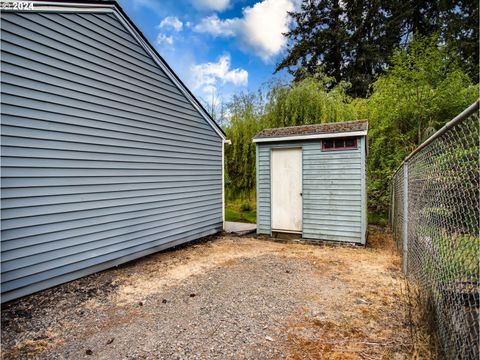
[241,0,294,60]
[190,54,248,98]
[192,0,230,12]
[155,17,183,50]
[158,16,183,32]
[156,33,174,46]
[201,84,218,99]
[193,0,294,62]
[193,15,239,36]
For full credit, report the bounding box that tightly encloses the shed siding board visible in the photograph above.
[0,12,223,302]
[255,139,365,243]
[360,137,367,244]
[256,145,271,234]
[302,141,362,242]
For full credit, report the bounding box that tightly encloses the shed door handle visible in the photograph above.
[300,192,302,196]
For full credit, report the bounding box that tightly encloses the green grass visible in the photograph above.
[225,208,241,222]
[225,199,256,223]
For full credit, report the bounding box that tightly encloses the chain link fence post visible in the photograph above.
[402,162,408,274]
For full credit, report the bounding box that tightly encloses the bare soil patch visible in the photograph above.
[2,229,428,359]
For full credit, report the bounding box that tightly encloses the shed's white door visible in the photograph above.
[271,148,302,232]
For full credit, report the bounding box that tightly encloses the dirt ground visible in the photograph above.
[1,229,430,359]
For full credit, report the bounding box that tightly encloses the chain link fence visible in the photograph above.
[390,101,479,359]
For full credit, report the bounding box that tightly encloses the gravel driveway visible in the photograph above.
[2,230,417,359]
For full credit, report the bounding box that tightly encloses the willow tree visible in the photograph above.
[224,92,266,200]
[224,76,357,201]
[264,76,357,128]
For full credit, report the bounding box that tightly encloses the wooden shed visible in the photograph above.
[253,120,368,244]
[0,1,227,302]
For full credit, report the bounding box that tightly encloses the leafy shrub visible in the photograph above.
[240,202,252,212]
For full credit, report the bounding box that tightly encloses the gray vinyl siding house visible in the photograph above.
[254,121,368,244]
[0,1,227,302]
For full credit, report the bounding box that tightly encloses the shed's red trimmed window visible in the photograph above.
[322,137,357,150]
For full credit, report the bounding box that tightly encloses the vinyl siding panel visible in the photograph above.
[0,11,223,302]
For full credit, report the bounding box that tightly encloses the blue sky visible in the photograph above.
[118,0,296,107]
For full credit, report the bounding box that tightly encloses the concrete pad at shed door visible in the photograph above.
[224,222,257,236]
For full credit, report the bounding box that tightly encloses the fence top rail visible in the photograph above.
[391,99,480,178]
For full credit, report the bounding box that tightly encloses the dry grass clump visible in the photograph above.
[2,330,61,360]
[399,281,441,359]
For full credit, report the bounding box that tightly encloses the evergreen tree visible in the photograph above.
[344,0,403,96]
[442,0,479,82]
[276,0,479,97]
[275,0,349,89]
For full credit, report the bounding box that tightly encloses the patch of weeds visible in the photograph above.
[368,212,388,226]
[240,202,252,212]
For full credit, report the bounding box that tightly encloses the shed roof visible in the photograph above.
[253,120,368,143]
